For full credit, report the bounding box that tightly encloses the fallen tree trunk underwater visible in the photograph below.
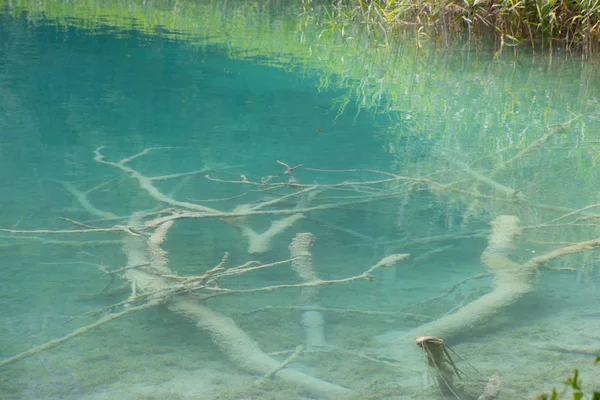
[2,146,600,399]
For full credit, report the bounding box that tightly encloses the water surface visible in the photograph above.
[1,2,599,399]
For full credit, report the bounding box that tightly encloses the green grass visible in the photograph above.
[329,0,600,57]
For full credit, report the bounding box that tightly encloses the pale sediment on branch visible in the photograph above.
[478,373,501,400]
[393,215,600,343]
[289,233,318,279]
[289,232,319,302]
[94,147,218,215]
[169,297,350,399]
[147,220,173,273]
[59,181,119,220]
[290,232,326,349]
[382,215,534,353]
[374,253,412,268]
[233,213,305,254]
[0,236,120,247]
[421,215,532,338]
[119,221,175,305]
[256,345,304,385]
[484,215,521,254]
[119,220,351,398]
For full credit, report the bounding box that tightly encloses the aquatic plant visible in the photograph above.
[536,357,600,400]
[329,0,600,57]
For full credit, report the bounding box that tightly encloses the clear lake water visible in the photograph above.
[1,2,599,399]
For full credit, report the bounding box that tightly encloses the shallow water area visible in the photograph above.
[1,1,600,399]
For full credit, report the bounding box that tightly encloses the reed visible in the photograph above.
[330,0,600,57]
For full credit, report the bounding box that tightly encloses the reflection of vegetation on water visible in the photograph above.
[1,1,599,268]
[2,0,600,272]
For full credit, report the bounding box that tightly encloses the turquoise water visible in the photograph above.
[1,5,600,400]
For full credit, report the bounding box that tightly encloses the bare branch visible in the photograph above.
[202,254,410,296]
[0,227,124,234]
[94,147,218,214]
[0,301,159,368]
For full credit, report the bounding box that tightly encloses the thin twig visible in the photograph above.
[242,305,429,322]
[0,301,159,368]
[404,274,492,310]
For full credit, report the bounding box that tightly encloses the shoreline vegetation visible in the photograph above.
[0,0,599,58]
[327,0,600,58]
